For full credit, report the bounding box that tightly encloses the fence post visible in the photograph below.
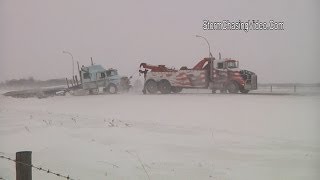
[294,85,296,93]
[270,85,272,92]
[16,151,32,180]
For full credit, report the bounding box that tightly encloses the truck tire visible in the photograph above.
[158,80,171,94]
[89,88,99,95]
[240,89,249,94]
[220,89,227,94]
[171,87,182,93]
[107,84,118,94]
[142,89,147,94]
[145,79,158,94]
[227,82,239,94]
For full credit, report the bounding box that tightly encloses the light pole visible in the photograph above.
[196,35,214,81]
[62,51,74,78]
[196,35,212,58]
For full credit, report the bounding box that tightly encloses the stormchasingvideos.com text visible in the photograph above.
[203,20,284,32]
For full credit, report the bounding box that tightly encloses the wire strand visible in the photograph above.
[0,155,77,180]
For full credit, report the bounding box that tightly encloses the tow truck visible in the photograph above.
[139,56,257,94]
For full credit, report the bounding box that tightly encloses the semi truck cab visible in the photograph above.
[80,65,130,94]
[212,59,257,93]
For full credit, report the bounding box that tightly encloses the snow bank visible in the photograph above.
[0,93,319,180]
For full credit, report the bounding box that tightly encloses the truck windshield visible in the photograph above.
[107,70,118,77]
[227,61,238,68]
[111,70,118,76]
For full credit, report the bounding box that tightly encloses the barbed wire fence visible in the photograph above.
[0,154,78,180]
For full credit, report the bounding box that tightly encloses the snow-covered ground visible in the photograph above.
[0,92,320,180]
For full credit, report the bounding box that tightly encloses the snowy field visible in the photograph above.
[0,92,320,180]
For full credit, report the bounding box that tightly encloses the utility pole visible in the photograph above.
[196,35,213,81]
[62,51,75,78]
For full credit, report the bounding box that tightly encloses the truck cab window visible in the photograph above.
[111,70,118,76]
[83,72,90,79]
[107,70,118,77]
[100,72,105,79]
[217,63,224,69]
[227,61,238,68]
[106,71,111,77]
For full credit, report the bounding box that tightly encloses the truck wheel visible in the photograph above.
[89,89,99,95]
[220,90,227,94]
[145,79,158,94]
[107,84,118,94]
[227,82,239,94]
[171,87,182,93]
[158,80,171,94]
[240,89,249,94]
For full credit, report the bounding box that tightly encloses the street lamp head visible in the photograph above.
[196,35,200,37]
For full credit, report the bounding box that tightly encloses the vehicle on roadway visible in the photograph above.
[139,56,257,94]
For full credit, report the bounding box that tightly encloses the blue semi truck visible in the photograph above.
[80,64,131,94]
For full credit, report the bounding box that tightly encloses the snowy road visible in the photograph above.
[0,93,319,180]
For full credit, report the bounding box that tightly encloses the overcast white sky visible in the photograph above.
[0,0,319,83]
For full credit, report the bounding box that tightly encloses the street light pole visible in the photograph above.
[196,35,212,58]
[196,35,214,82]
[62,51,74,78]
